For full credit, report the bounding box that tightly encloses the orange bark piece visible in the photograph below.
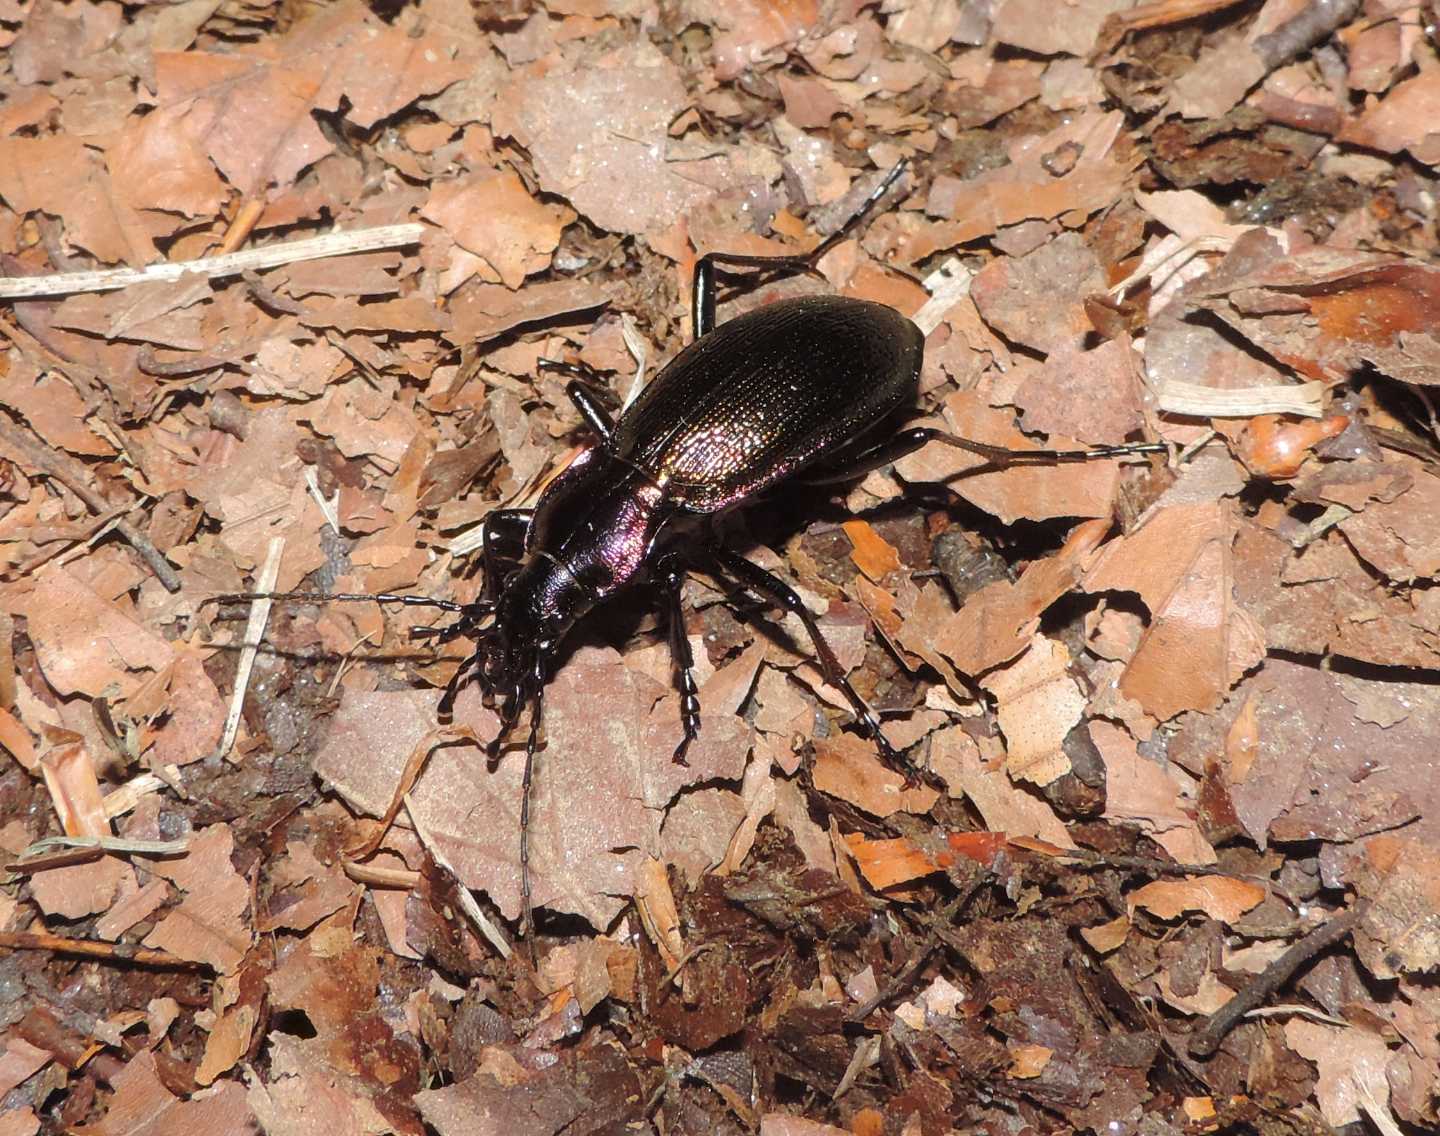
[841,520,902,582]
[812,734,940,818]
[842,833,941,890]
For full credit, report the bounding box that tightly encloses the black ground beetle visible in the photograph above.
[218,161,1164,943]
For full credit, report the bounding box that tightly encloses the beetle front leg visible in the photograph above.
[658,557,701,764]
[481,508,533,603]
[709,546,907,774]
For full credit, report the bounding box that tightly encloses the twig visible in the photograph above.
[215,536,284,760]
[6,834,190,875]
[343,860,420,889]
[1189,900,1371,1058]
[0,929,206,969]
[1253,0,1363,69]
[0,416,182,592]
[847,877,987,1023]
[0,223,427,300]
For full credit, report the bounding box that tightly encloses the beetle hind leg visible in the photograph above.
[802,427,1166,485]
[659,559,701,764]
[709,546,909,776]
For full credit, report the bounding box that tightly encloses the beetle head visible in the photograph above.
[439,555,595,735]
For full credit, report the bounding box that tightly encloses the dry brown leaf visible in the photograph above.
[38,737,108,839]
[635,855,683,970]
[71,1050,254,1136]
[916,110,1136,253]
[12,571,173,699]
[314,647,750,927]
[1080,914,1130,953]
[927,726,1076,848]
[194,1004,256,1087]
[841,519,901,582]
[422,170,575,291]
[0,1109,38,1136]
[934,518,1110,677]
[1007,1043,1053,1079]
[1092,720,1215,865]
[0,368,115,457]
[970,231,1105,354]
[1127,876,1265,923]
[143,824,252,974]
[0,1038,52,1101]
[257,841,357,933]
[0,134,155,264]
[1354,837,1440,979]
[843,833,942,890]
[1084,502,1265,720]
[1195,246,1440,389]
[756,1116,850,1136]
[492,40,721,235]
[103,106,226,220]
[1336,69,1440,165]
[991,0,1133,54]
[658,787,746,887]
[1284,1021,1395,1129]
[981,636,1084,786]
[896,390,1126,524]
[1012,338,1147,446]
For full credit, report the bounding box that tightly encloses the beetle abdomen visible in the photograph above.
[613,295,922,512]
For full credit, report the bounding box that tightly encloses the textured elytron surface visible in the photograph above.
[613,295,923,512]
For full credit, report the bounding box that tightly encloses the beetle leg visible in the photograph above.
[564,380,616,441]
[481,508,533,603]
[691,160,910,339]
[539,360,619,441]
[709,546,908,774]
[659,559,701,765]
[800,427,1166,485]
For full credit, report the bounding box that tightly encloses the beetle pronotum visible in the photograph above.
[215,160,1164,948]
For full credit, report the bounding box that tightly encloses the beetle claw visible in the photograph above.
[671,723,698,766]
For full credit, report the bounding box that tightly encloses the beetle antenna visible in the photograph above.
[519,660,546,963]
[206,590,470,613]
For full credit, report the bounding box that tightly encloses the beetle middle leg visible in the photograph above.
[691,160,910,338]
[540,359,618,442]
[708,545,906,771]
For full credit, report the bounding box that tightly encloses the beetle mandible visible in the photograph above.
[220,160,1163,943]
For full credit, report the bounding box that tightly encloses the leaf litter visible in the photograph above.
[2,0,1440,1132]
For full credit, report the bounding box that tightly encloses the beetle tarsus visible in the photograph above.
[709,544,899,772]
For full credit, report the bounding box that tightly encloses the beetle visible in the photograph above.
[218,161,1164,944]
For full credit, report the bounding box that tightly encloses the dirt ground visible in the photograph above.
[2,0,1440,1134]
